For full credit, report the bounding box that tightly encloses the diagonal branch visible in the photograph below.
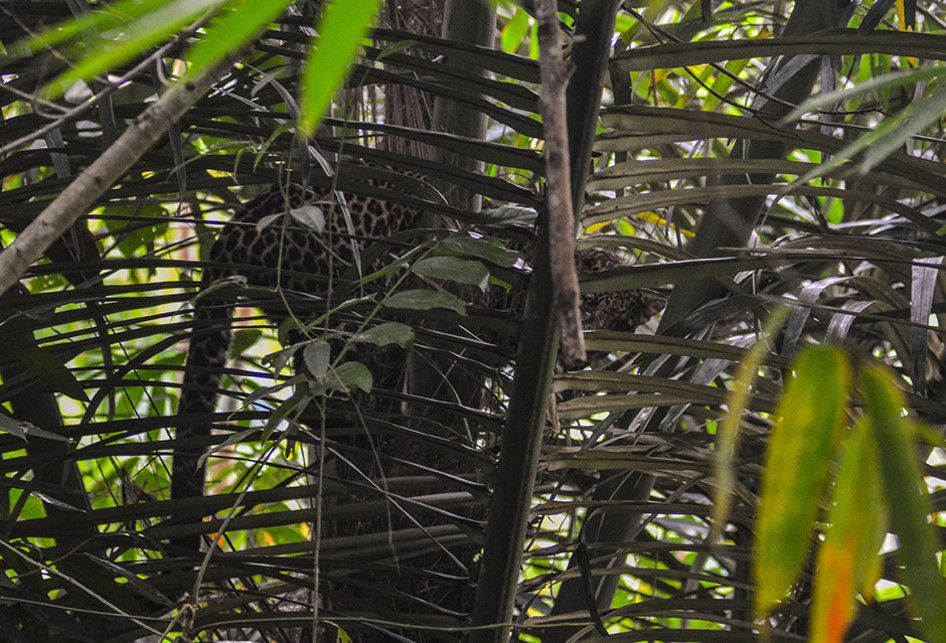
[470,1,621,638]
[536,0,585,367]
[0,61,232,297]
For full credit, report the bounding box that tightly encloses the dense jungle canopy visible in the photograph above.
[1,1,945,641]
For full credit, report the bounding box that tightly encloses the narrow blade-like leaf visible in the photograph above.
[183,0,294,82]
[754,346,851,617]
[860,364,946,643]
[712,305,789,541]
[811,417,888,643]
[298,0,383,135]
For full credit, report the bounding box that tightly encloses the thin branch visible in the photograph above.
[536,0,586,367]
[0,60,232,298]
[0,40,179,159]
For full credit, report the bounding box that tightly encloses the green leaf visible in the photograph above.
[811,417,888,643]
[183,0,294,82]
[711,305,789,541]
[102,203,168,258]
[16,346,89,402]
[43,0,228,99]
[384,289,466,315]
[781,67,943,124]
[22,0,171,53]
[331,362,373,394]
[298,0,384,135]
[303,341,331,383]
[500,6,530,54]
[860,364,946,643]
[435,233,523,268]
[352,322,414,349]
[229,329,262,359]
[412,256,490,290]
[861,81,946,172]
[754,346,851,618]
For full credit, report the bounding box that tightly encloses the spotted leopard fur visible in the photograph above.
[173,166,662,546]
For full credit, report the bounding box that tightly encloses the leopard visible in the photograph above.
[171,163,663,552]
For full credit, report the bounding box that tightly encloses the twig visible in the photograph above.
[535,0,586,367]
[0,40,182,158]
[0,60,233,297]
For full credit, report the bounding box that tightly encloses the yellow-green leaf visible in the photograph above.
[500,7,530,54]
[43,0,227,99]
[184,0,294,82]
[298,0,383,136]
[811,417,888,643]
[754,346,851,618]
[711,305,789,541]
[860,364,946,643]
[22,0,171,53]
[897,0,916,31]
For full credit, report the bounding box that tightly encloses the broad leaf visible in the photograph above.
[183,0,295,82]
[303,341,331,382]
[412,256,490,290]
[384,289,466,315]
[332,361,373,394]
[42,0,227,98]
[230,329,263,359]
[351,322,415,349]
[16,346,89,402]
[435,233,523,268]
[288,205,326,232]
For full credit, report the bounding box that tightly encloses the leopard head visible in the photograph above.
[576,249,664,332]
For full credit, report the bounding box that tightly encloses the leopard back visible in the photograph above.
[172,170,663,551]
[172,174,425,537]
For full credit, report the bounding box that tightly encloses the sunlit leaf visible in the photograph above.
[501,7,530,53]
[298,0,384,135]
[811,417,887,643]
[754,346,851,617]
[860,364,946,643]
[711,305,789,541]
[42,0,227,98]
[183,0,294,82]
[22,0,172,53]
[897,0,917,30]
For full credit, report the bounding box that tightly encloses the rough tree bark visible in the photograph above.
[470,1,622,639]
[535,0,586,367]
